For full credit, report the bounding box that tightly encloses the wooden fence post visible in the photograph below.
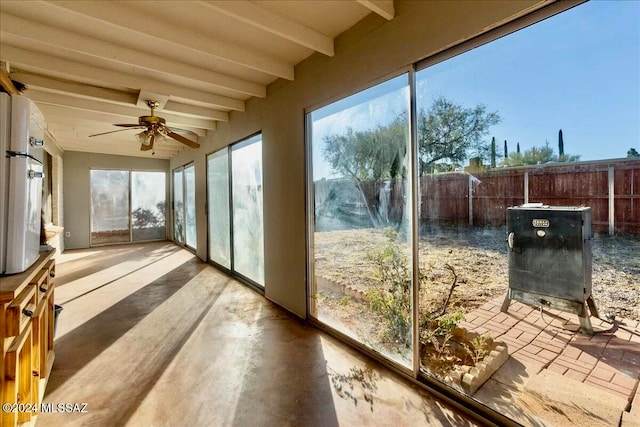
[524,171,529,204]
[608,165,615,236]
[468,174,473,226]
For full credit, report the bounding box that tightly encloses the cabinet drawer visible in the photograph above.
[31,268,49,303]
[43,259,56,279]
[5,285,36,338]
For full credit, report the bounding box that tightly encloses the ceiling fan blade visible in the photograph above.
[89,127,145,137]
[166,126,195,135]
[114,123,145,127]
[166,129,200,149]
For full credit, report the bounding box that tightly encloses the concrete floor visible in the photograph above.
[39,242,477,426]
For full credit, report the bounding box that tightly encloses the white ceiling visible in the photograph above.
[0,0,394,159]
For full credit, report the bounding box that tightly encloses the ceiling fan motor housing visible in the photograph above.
[138,115,165,126]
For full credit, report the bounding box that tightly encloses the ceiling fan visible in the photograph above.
[88,100,200,152]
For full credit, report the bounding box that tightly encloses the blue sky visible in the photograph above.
[311,1,639,180]
[417,0,639,161]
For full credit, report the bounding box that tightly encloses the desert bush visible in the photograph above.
[463,333,493,366]
[420,312,464,358]
[366,228,412,348]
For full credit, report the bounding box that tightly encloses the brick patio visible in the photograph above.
[460,296,640,424]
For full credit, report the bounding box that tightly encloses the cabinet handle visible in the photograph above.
[23,307,34,317]
[40,285,48,293]
[49,270,56,278]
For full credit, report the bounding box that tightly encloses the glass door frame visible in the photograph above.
[89,168,131,247]
[205,147,233,276]
[172,165,186,245]
[131,170,168,243]
[90,168,168,247]
[172,162,196,252]
[205,132,265,292]
[304,67,415,377]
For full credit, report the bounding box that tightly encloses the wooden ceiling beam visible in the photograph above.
[10,71,138,105]
[47,0,294,80]
[27,89,218,129]
[357,0,395,20]
[0,65,19,95]
[2,45,237,115]
[36,104,212,136]
[55,141,179,159]
[13,73,226,122]
[199,1,334,56]
[0,13,265,99]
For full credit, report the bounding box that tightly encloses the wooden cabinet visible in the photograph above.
[1,251,56,426]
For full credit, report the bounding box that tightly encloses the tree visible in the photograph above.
[503,140,508,159]
[323,115,408,183]
[156,200,166,218]
[417,97,500,173]
[322,96,500,227]
[628,148,640,158]
[322,115,408,227]
[501,142,580,166]
[517,142,520,154]
[132,207,159,228]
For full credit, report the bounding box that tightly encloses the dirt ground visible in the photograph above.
[314,226,640,322]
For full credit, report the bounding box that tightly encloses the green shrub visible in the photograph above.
[366,229,411,348]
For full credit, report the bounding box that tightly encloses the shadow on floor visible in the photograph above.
[55,242,179,287]
[45,257,210,397]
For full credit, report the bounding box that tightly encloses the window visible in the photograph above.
[185,164,197,248]
[206,134,265,287]
[90,170,166,246]
[207,149,231,269]
[307,2,639,424]
[173,164,196,250]
[90,170,130,246]
[172,168,184,244]
[307,74,413,367]
[132,171,166,242]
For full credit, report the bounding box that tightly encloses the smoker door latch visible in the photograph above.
[29,136,44,147]
[27,169,44,179]
[508,232,515,250]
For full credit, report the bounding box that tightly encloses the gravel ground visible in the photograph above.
[314,227,640,321]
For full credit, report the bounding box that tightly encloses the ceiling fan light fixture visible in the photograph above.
[155,133,167,144]
[136,130,152,145]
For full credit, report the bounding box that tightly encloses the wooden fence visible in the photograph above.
[315,158,640,234]
[420,158,640,234]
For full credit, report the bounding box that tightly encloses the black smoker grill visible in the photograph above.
[501,204,599,335]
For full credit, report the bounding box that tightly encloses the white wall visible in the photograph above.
[63,151,169,249]
[169,1,545,318]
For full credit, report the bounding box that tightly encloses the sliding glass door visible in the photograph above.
[306,2,639,425]
[307,75,413,367]
[173,163,197,250]
[173,168,184,243]
[231,136,264,285]
[184,164,197,249]
[206,134,265,287]
[90,169,166,246]
[132,171,166,242]
[90,170,130,246]
[207,150,231,268]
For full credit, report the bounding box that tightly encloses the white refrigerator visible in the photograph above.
[0,93,46,275]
